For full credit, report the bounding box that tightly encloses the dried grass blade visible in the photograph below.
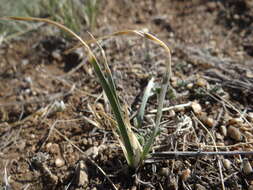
[3,16,137,167]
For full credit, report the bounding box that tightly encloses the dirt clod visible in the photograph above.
[227,126,242,141]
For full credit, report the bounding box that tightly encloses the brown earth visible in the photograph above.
[1,0,253,189]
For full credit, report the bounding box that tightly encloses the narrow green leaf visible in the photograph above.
[136,77,155,128]
[89,57,136,167]
[142,76,170,160]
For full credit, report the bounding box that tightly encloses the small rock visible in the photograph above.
[223,159,232,170]
[55,157,65,167]
[77,160,89,186]
[47,143,60,154]
[247,112,253,122]
[171,80,178,88]
[186,83,193,89]
[82,138,88,145]
[227,118,244,126]
[21,59,29,65]
[52,50,62,61]
[18,140,26,151]
[48,101,66,116]
[168,176,178,189]
[84,146,99,159]
[204,117,215,128]
[216,132,223,140]
[196,78,207,87]
[169,110,176,117]
[24,76,33,85]
[233,14,240,20]
[246,70,253,78]
[227,126,242,141]
[249,185,253,190]
[88,138,93,145]
[46,142,52,150]
[191,101,202,114]
[54,100,66,112]
[159,167,169,176]
[220,125,227,137]
[242,158,253,175]
[195,184,206,190]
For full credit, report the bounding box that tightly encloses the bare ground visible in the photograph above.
[1,0,253,189]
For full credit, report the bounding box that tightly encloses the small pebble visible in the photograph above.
[46,142,52,150]
[52,50,62,61]
[242,158,253,175]
[223,159,232,170]
[186,83,193,89]
[220,125,227,136]
[82,138,88,145]
[169,110,176,117]
[55,157,65,167]
[77,160,89,186]
[246,0,253,8]
[227,118,244,126]
[249,185,253,190]
[205,117,214,128]
[24,76,33,85]
[47,143,60,154]
[168,176,178,189]
[88,138,93,145]
[84,146,99,159]
[159,167,169,176]
[196,78,207,87]
[21,59,29,65]
[227,126,242,141]
[171,80,178,88]
[195,184,206,190]
[216,132,223,140]
[191,101,202,114]
[247,112,253,122]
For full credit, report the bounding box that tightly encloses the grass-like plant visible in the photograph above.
[35,0,99,32]
[83,0,99,31]
[1,16,171,168]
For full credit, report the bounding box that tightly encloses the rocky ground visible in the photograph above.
[1,0,253,189]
